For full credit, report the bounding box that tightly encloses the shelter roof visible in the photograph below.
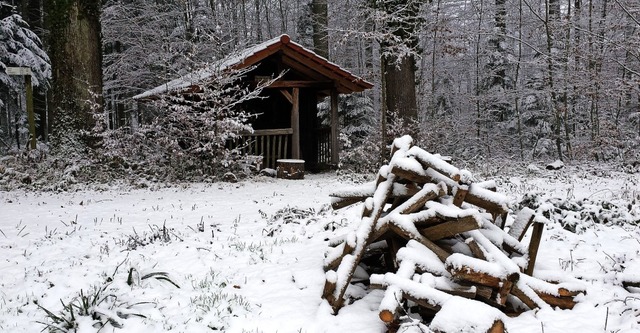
[133,34,373,100]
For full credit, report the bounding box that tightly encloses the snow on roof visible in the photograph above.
[133,34,373,100]
[132,35,285,100]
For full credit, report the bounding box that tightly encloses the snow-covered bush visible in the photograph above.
[519,192,640,233]
[99,67,267,182]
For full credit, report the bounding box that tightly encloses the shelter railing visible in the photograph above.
[239,128,293,170]
[316,127,331,166]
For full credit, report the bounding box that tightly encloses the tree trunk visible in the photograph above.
[311,0,329,59]
[382,54,418,134]
[45,0,103,149]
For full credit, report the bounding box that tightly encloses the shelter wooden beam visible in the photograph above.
[263,80,333,89]
[330,88,339,165]
[291,88,301,159]
[281,48,362,93]
[281,54,327,81]
[279,89,293,104]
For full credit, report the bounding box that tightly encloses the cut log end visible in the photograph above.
[379,309,396,323]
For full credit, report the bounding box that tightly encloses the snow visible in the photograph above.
[397,240,447,276]
[430,297,506,332]
[330,181,418,199]
[546,160,565,170]
[392,135,413,152]
[508,207,536,240]
[133,35,287,100]
[1,165,640,332]
[390,154,426,176]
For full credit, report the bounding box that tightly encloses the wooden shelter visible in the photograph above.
[133,35,373,171]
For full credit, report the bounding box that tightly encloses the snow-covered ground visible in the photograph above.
[0,165,639,333]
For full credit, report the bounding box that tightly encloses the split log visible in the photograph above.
[394,183,447,215]
[326,173,396,312]
[431,297,507,333]
[488,320,506,333]
[324,237,355,272]
[330,182,421,210]
[510,276,584,311]
[622,280,640,291]
[390,164,432,185]
[535,291,578,310]
[508,208,536,241]
[377,260,419,324]
[525,221,545,276]
[475,180,497,192]
[496,277,516,306]
[408,146,463,183]
[435,285,478,299]
[466,238,487,261]
[419,169,508,216]
[403,292,441,312]
[480,222,528,257]
[465,184,509,215]
[495,211,509,229]
[510,283,544,310]
[331,197,367,210]
[452,185,469,207]
[388,223,450,262]
[447,262,519,289]
[421,216,482,241]
[373,269,453,324]
[322,271,337,304]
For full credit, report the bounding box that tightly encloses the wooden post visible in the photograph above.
[330,88,339,165]
[25,75,36,149]
[6,67,35,149]
[291,88,300,159]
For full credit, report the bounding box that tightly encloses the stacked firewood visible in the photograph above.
[322,136,586,333]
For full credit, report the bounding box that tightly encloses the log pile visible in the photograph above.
[321,136,586,332]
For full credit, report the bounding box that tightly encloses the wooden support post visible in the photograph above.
[6,67,35,149]
[25,75,35,149]
[291,88,300,159]
[525,222,545,276]
[330,88,339,165]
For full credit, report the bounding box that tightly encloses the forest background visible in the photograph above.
[1,0,639,186]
